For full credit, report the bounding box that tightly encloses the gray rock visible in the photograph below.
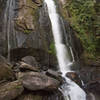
[86,78,100,93]
[0,80,24,100]
[19,62,39,72]
[20,72,60,91]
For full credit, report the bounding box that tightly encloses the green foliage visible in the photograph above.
[15,85,22,89]
[24,29,32,34]
[65,0,99,58]
[48,42,56,55]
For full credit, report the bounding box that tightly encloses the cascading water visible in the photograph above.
[3,0,15,61]
[44,0,86,100]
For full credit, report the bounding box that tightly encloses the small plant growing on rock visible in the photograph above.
[48,42,56,55]
[24,29,32,34]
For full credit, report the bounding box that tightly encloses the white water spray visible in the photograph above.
[44,0,86,100]
[3,0,15,61]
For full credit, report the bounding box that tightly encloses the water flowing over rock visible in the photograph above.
[44,0,86,100]
[66,72,82,87]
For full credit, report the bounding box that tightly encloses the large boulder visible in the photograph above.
[0,80,24,100]
[19,72,60,91]
[21,56,39,67]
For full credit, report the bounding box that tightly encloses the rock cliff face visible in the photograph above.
[0,0,57,68]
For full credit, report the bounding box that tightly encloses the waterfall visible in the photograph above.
[44,0,86,100]
[3,0,15,61]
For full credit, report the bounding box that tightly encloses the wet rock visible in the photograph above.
[46,69,63,83]
[0,61,15,81]
[20,72,60,91]
[19,62,39,72]
[0,80,24,100]
[86,78,100,93]
[66,72,82,87]
[80,66,100,84]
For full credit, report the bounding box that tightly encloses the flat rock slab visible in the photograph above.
[21,72,60,91]
[19,62,39,72]
[0,80,24,100]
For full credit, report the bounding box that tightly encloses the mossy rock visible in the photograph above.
[0,63,15,81]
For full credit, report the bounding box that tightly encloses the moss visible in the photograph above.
[48,42,56,56]
[24,29,32,34]
[15,85,23,89]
